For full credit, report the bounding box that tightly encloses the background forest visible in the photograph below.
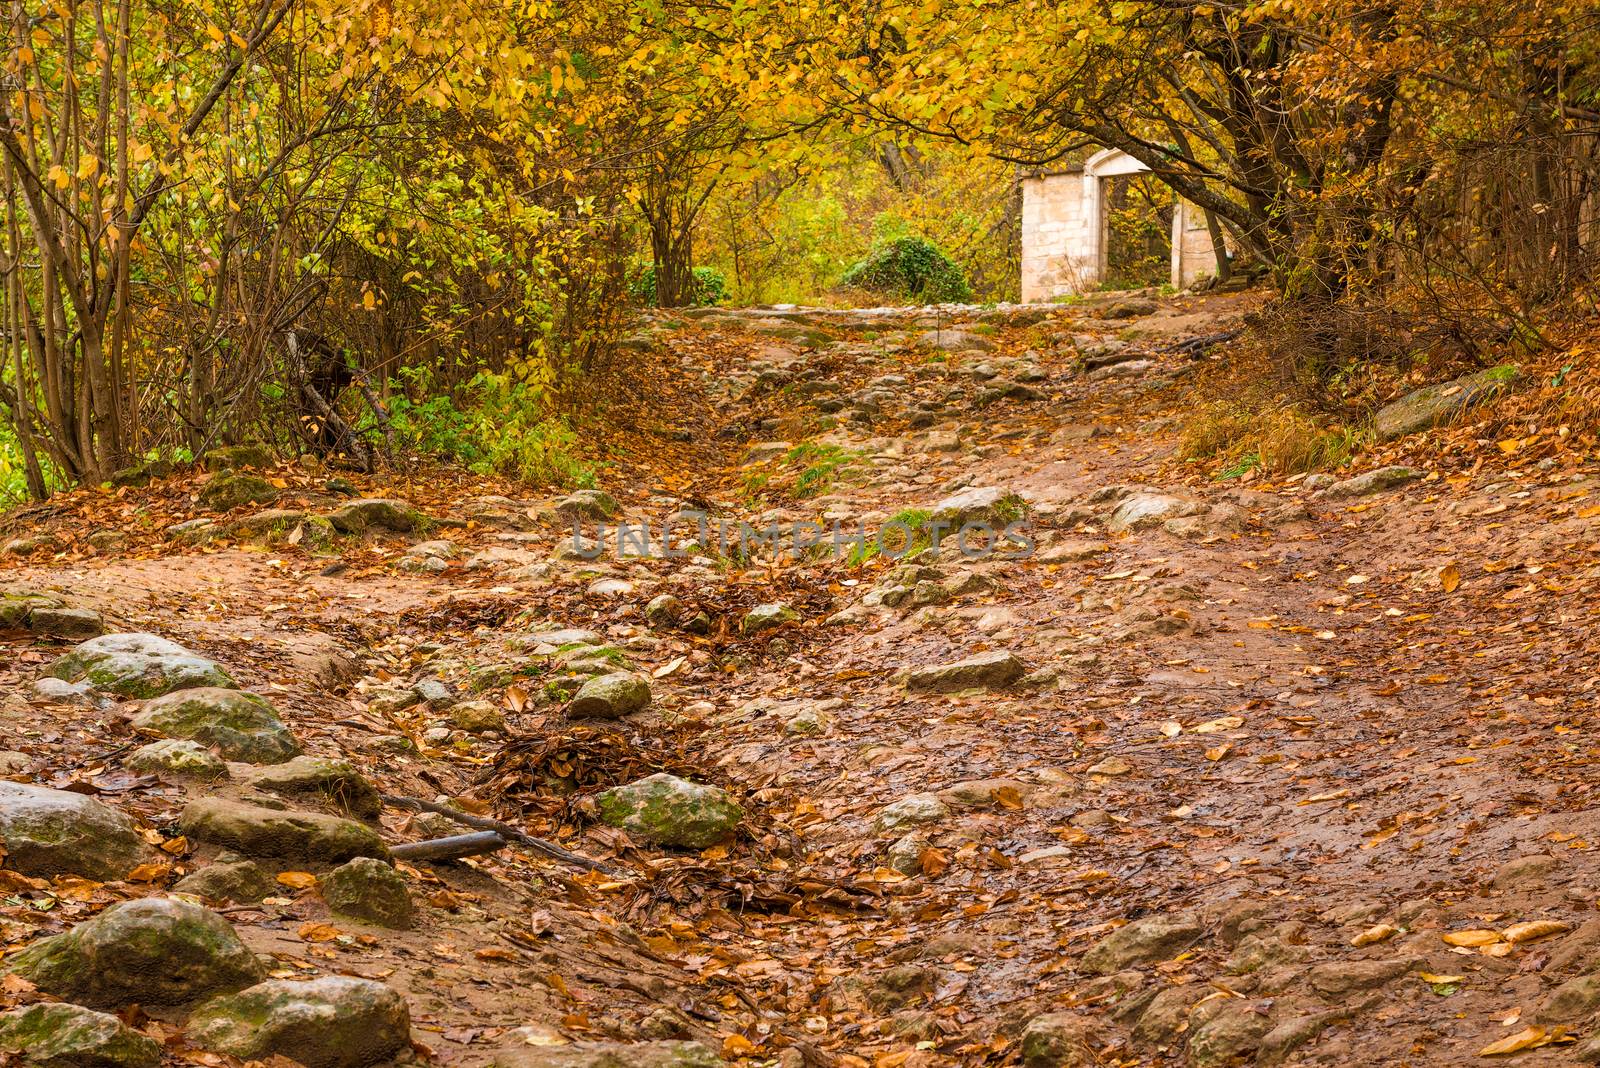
[1,0,1597,501]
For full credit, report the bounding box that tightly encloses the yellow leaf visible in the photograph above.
[1478,1025,1553,1056]
[722,1034,757,1055]
[1503,920,1570,944]
[1351,924,1397,946]
[1439,563,1461,593]
[126,862,169,882]
[205,24,225,43]
[47,165,69,190]
[276,871,318,889]
[362,289,377,311]
[1192,716,1244,734]
[1443,929,1502,947]
[298,922,341,942]
[1419,972,1464,984]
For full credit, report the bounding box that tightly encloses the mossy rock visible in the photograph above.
[199,471,279,511]
[555,489,619,520]
[567,672,651,719]
[239,756,380,818]
[48,633,236,698]
[7,898,265,1009]
[125,739,229,781]
[174,859,277,904]
[740,602,798,636]
[202,443,273,471]
[222,509,337,550]
[132,688,299,764]
[0,1002,161,1068]
[491,1041,720,1068]
[319,857,414,929]
[595,773,741,849]
[187,976,410,1068]
[179,798,387,863]
[325,498,424,534]
[0,781,152,880]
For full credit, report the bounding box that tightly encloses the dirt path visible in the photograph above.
[3,292,1599,1067]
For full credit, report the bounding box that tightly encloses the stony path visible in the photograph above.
[0,291,1598,1067]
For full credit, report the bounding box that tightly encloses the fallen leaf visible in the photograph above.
[1478,1026,1554,1056]
[1352,924,1398,947]
[276,871,319,889]
[1503,920,1570,944]
[1192,716,1244,734]
[298,922,342,943]
[1439,563,1462,593]
[1443,929,1502,947]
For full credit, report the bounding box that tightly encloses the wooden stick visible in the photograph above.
[390,831,506,863]
[381,794,620,876]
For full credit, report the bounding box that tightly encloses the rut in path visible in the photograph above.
[1,290,1599,1067]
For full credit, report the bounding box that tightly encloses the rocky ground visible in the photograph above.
[0,290,1598,1068]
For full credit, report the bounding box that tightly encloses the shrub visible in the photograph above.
[381,369,595,487]
[840,235,972,304]
[628,264,728,307]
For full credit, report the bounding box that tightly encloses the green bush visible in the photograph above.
[840,235,972,304]
[628,264,728,307]
[380,369,595,487]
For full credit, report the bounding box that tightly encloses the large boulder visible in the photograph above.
[319,857,414,929]
[188,976,411,1068]
[0,1002,161,1068]
[325,498,424,534]
[0,781,151,880]
[906,650,1025,694]
[8,898,265,1008]
[240,756,381,819]
[179,798,387,863]
[492,1041,719,1068]
[567,672,651,719]
[1373,366,1516,441]
[132,688,299,764]
[47,633,235,698]
[595,774,742,849]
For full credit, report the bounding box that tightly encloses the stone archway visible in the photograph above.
[1020,150,1222,303]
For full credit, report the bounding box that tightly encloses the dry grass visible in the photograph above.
[1180,400,1363,477]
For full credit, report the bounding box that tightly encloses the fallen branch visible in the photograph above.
[381,793,620,876]
[390,831,506,863]
[1166,328,1242,357]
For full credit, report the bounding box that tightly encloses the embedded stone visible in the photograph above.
[240,756,381,819]
[320,857,414,929]
[906,650,1025,693]
[179,798,387,863]
[48,633,235,698]
[0,781,150,880]
[741,602,798,635]
[7,898,264,1009]
[0,1002,161,1068]
[325,498,424,534]
[1081,914,1204,974]
[188,976,410,1068]
[132,687,299,764]
[568,672,651,718]
[125,739,229,781]
[595,774,741,849]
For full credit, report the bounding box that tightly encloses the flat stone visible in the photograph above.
[28,606,106,639]
[133,688,299,764]
[325,498,423,534]
[126,739,229,781]
[320,857,414,929]
[240,756,381,819]
[179,798,387,863]
[0,781,151,880]
[1187,1000,1274,1067]
[595,774,741,849]
[30,676,96,707]
[906,650,1025,693]
[188,976,410,1068]
[1306,958,1412,999]
[7,897,264,1009]
[451,700,507,733]
[1105,493,1203,533]
[1374,366,1516,441]
[555,490,619,520]
[874,793,949,832]
[1323,466,1423,499]
[1082,914,1204,974]
[741,602,798,635]
[929,486,1027,526]
[48,633,236,698]
[174,860,278,904]
[0,1002,160,1068]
